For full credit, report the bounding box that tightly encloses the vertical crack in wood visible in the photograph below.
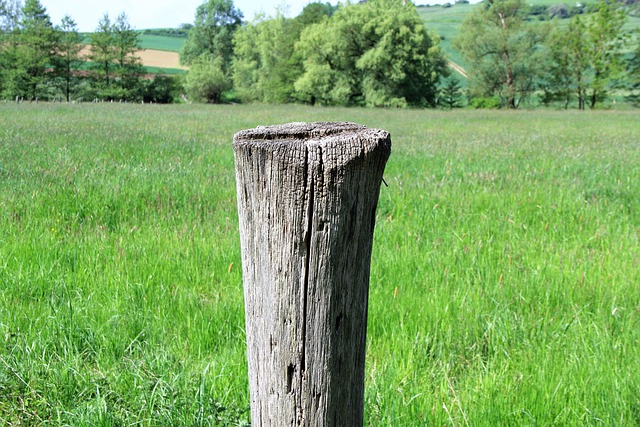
[301,144,312,395]
[287,364,295,394]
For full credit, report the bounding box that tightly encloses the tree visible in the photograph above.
[182,0,242,104]
[0,0,24,97]
[584,0,627,108]
[294,2,338,28]
[111,12,143,99]
[231,3,337,104]
[88,12,143,101]
[355,1,447,107]
[438,76,463,108]
[625,31,640,107]
[455,0,547,108]
[54,14,82,102]
[89,13,115,94]
[232,12,303,103]
[184,55,231,103]
[181,0,243,67]
[542,0,627,109]
[0,0,21,31]
[542,17,588,109]
[294,0,446,107]
[14,0,56,99]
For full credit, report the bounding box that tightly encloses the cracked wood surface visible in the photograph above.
[234,122,391,426]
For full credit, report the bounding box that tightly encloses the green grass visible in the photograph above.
[143,66,187,75]
[1,103,639,425]
[137,34,186,53]
[418,3,476,71]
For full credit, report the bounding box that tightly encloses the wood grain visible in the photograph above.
[234,122,391,426]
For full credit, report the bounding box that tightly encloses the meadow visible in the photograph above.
[1,103,639,426]
[138,34,186,53]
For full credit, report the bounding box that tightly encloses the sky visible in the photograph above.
[41,0,338,32]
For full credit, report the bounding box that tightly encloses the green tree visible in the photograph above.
[584,0,627,108]
[294,0,446,107]
[0,0,21,33]
[231,3,336,104]
[626,31,640,107]
[0,0,23,96]
[454,0,546,109]
[54,14,82,102]
[184,55,231,103]
[356,1,447,107]
[14,0,56,99]
[89,13,115,95]
[88,12,142,101]
[438,76,463,108]
[294,2,338,28]
[181,0,243,67]
[232,12,302,103]
[543,1,627,109]
[542,17,588,109]
[112,12,143,99]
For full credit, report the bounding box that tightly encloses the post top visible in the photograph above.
[234,122,370,144]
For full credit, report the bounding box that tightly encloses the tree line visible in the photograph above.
[182,0,639,109]
[0,0,180,103]
[1,0,639,108]
[456,0,640,109]
[180,0,447,107]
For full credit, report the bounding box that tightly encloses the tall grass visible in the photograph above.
[1,103,639,425]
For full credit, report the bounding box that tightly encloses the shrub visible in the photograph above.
[470,96,502,109]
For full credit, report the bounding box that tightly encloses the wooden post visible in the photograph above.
[233,122,391,426]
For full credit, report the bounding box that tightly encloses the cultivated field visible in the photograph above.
[79,45,186,72]
[1,104,639,425]
[134,49,185,70]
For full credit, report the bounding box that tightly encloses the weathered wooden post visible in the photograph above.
[233,122,391,426]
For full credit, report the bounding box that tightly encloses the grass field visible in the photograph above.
[138,34,186,53]
[418,3,476,72]
[1,103,639,425]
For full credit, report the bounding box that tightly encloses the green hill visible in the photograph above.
[418,0,639,80]
[417,3,476,76]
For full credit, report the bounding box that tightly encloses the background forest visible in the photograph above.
[1,0,639,108]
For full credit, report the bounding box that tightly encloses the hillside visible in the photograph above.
[418,0,640,79]
[417,3,476,76]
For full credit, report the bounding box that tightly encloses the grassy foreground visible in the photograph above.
[1,103,639,426]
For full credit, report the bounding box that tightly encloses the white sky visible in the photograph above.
[41,0,338,32]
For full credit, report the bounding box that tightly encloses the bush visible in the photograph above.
[528,4,548,16]
[143,75,183,104]
[547,3,569,19]
[184,56,231,104]
[470,96,502,109]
